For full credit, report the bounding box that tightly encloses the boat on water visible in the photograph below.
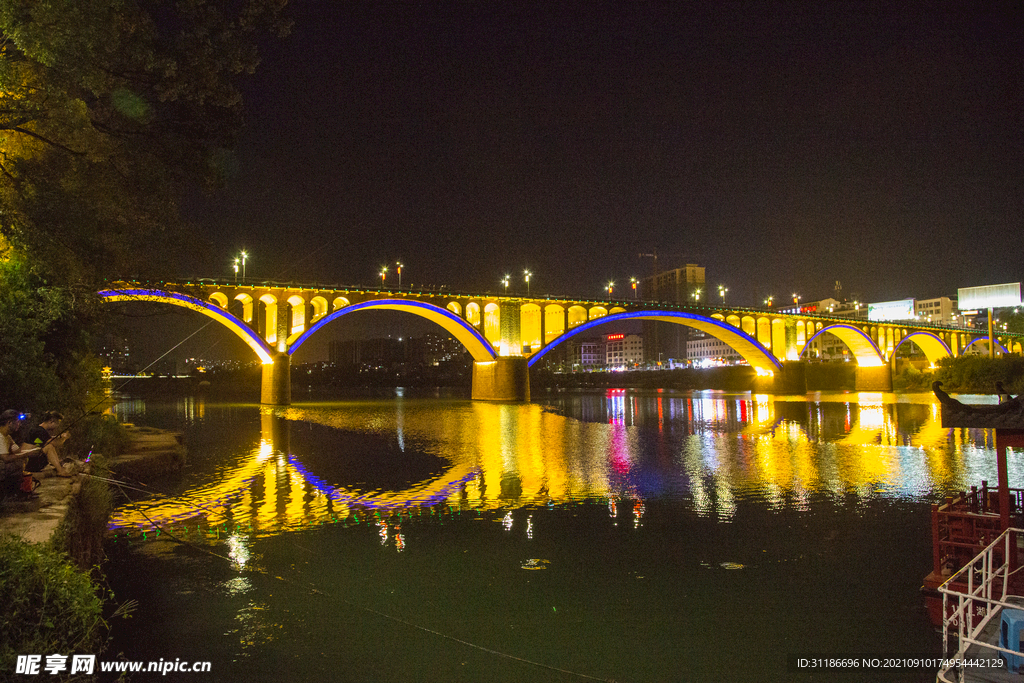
[925,383,1024,681]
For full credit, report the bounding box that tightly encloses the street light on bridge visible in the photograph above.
[502,275,510,294]
[396,261,403,289]
[239,251,247,281]
[792,293,801,307]
[693,288,701,302]
[607,281,614,297]
[233,258,239,283]
[718,285,727,306]
[380,266,388,289]
[764,295,774,308]
[524,269,532,295]
[631,277,637,299]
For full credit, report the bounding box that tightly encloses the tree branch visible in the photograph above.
[9,127,86,156]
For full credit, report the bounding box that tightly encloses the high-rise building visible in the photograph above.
[639,264,705,364]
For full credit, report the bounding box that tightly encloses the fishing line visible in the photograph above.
[23,319,218,454]
[101,471,625,683]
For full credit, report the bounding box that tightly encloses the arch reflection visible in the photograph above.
[108,393,1018,541]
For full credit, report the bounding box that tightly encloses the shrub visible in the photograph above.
[66,414,131,461]
[0,536,106,676]
[933,354,1024,394]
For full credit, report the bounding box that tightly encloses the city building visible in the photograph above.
[915,297,957,325]
[686,330,742,366]
[777,297,842,315]
[639,263,705,364]
[604,333,643,368]
[568,337,603,370]
[406,332,465,366]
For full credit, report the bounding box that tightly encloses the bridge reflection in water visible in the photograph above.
[107,392,1011,544]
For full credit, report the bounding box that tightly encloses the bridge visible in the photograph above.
[99,279,1023,404]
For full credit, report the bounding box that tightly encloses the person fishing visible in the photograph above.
[22,411,74,478]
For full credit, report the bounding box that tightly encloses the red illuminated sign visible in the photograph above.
[606,333,625,341]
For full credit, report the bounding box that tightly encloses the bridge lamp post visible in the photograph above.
[718,285,727,306]
[607,281,614,297]
[396,261,403,289]
[524,270,532,295]
[240,251,247,282]
[502,275,510,294]
[631,277,637,299]
[233,258,239,283]
[693,288,701,303]
[792,293,801,308]
[380,266,387,289]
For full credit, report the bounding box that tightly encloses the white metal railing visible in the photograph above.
[937,527,1024,682]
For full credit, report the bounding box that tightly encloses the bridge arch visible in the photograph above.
[99,289,274,363]
[962,337,1010,356]
[483,303,500,342]
[891,331,953,365]
[289,299,497,362]
[521,303,542,351]
[208,292,229,309]
[259,294,278,344]
[310,296,329,322]
[233,292,254,322]
[568,305,587,328]
[286,295,306,340]
[528,311,783,375]
[544,304,565,343]
[801,324,885,367]
[466,302,481,327]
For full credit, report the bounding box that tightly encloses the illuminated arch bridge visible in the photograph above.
[99,280,1022,404]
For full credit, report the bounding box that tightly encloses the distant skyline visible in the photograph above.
[125,2,1024,364]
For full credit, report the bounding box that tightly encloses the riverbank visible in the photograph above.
[0,424,187,677]
[0,425,184,549]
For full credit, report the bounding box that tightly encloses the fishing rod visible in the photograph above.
[27,319,217,454]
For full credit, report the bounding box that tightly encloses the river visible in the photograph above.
[101,389,1014,682]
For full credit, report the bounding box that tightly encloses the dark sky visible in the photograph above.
[128,2,1024,366]
[185,1,1023,307]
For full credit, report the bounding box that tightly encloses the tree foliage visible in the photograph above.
[0,0,289,286]
[0,0,287,413]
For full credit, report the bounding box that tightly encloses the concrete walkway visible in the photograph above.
[0,425,184,545]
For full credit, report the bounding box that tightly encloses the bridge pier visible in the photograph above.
[261,352,291,406]
[471,357,530,401]
[854,365,893,392]
[756,361,807,394]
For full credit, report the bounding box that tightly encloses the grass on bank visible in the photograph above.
[0,535,107,678]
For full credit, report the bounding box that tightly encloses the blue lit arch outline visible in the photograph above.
[528,311,783,374]
[98,288,274,363]
[962,336,1010,355]
[289,299,497,362]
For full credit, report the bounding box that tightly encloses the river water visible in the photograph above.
[101,389,1016,682]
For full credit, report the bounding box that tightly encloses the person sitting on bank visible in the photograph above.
[22,411,72,478]
[0,409,30,500]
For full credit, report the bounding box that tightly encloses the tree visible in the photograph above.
[0,0,289,286]
[0,0,288,412]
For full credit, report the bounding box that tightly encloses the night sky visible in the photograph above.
[133,2,1024,365]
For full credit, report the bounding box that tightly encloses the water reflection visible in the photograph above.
[108,391,1020,542]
